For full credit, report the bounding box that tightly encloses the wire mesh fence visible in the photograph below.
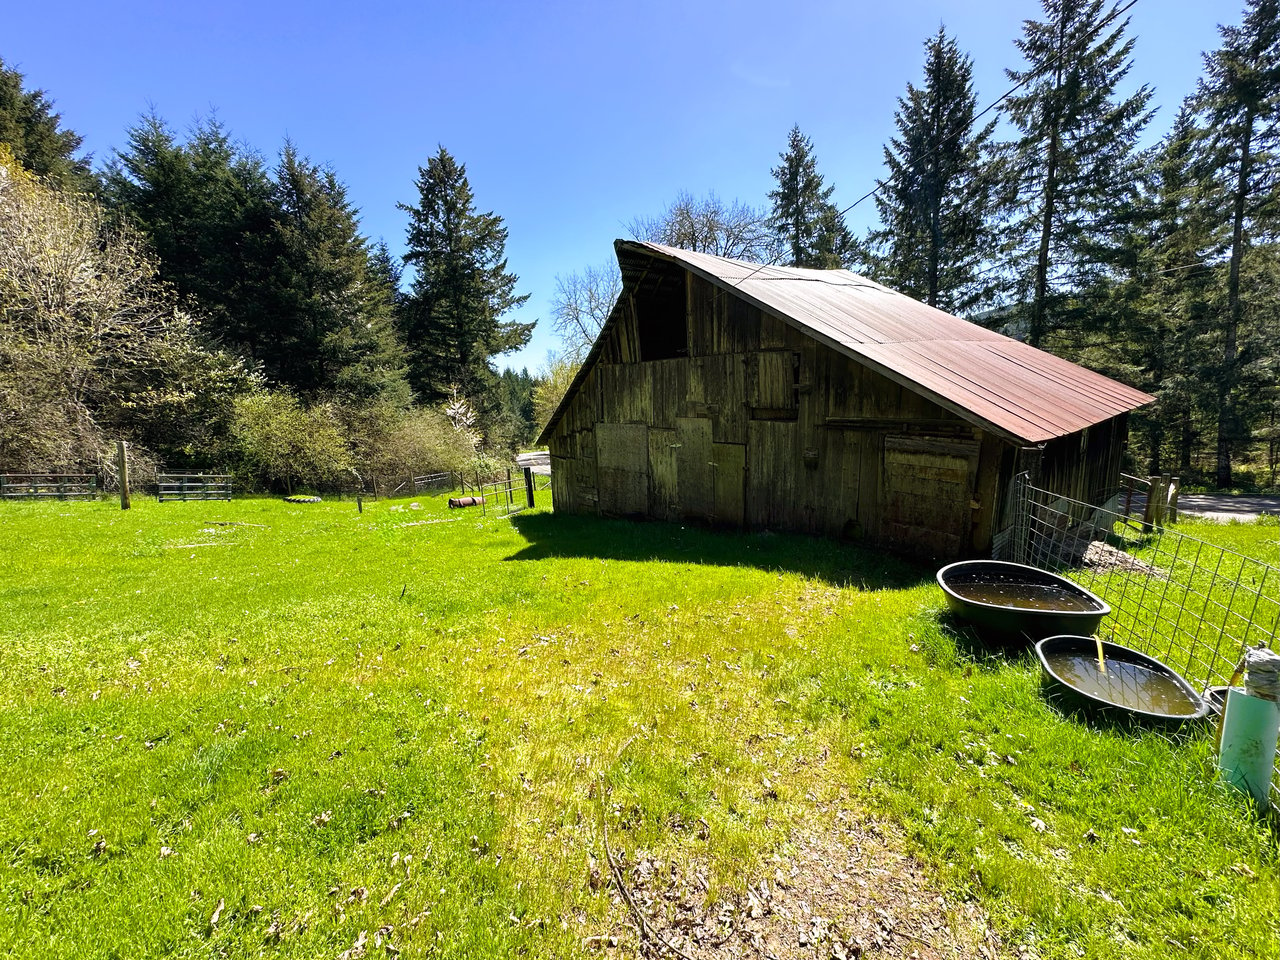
[1001,474,1279,807]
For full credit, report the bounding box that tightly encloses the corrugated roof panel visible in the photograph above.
[630,242,1152,443]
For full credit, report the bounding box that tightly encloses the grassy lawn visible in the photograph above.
[0,494,1276,959]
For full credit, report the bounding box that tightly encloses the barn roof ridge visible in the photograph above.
[535,240,1153,447]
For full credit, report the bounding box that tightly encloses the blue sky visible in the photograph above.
[5,0,1232,373]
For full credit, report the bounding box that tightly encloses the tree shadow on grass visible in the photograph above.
[506,512,933,591]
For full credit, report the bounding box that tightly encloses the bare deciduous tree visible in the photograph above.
[627,189,778,262]
[550,261,621,360]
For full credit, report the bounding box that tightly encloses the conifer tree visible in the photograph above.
[398,147,532,405]
[1001,0,1153,347]
[102,115,280,359]
[0,58,91,190]
[768,126,852,269]
[864,28,997,314]
[1193,0,1280,486]
[1090,107,1220,473]
[267,144,411,406]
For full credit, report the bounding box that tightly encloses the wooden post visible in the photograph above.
[524,467,535,509]
[506,468,513,507]
[116,440,131,510]
[1159,473,1172,527]
[1145,474,1170,529]
[1167,477,1180,523]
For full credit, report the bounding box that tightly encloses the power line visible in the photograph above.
[836,0,1143,220]
[711,0,1144,305]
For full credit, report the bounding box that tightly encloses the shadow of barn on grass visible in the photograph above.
[506,512,932,591]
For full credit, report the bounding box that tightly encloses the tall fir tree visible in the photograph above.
[1193,0,1280,486]
[398,147,532,407]
[1087,107,1220,474]
[267,143,411,406]
[0,58,91,190]
[768,126,852,269]
[863,28,998,314]
[102,114,280,362]
[1000,0,1153,348]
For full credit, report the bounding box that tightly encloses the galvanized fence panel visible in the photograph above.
[157,474,232,502]
[1007,474,1279,808]
[0,474,97,500]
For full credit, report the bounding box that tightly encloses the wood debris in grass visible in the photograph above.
[337,928,367,959]
[1081,540,1165,578]
[592,813,1002,959]
[379,882,401,908]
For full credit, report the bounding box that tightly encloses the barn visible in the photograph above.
[537,241,1154,560]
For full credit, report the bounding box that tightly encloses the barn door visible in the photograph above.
[881,434,980,559]
[596,422,649,516]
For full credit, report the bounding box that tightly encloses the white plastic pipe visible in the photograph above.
[1217,688,1280,808]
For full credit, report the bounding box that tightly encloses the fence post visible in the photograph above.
[506,468,513,507]
[524,467,535,509]
[116,440,131,510]
[1156,473,1172,527]
[1168,477,1180,523]
[1146,476,1167,529]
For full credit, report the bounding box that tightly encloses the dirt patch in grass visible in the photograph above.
[597,812,1004,959]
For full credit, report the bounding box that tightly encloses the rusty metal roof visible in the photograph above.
[537,241,1153,446]
[622,242,1153,444]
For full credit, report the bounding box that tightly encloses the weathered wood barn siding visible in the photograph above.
[545,243,1148,561]
[551,274,986,558]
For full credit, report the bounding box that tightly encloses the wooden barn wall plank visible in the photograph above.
[688,275,761,355]
[813,427,863,539]
[746,420,798,528]
[617,297,641,364]
[687,276,716,357]
[676,417,714,519]
[971,432,1005,552]
[648,428,679,520]
[598,364,652,424]
[708,354,748,444]
[712,442,746,526]
[750,351,798,411]
[759,312,788,350]
[596,422,648,515]
[649,359,690,429]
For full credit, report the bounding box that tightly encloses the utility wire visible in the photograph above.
[708,0,1143,304]
[836,0,1143,219]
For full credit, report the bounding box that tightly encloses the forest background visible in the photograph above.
[1,0,1277,495]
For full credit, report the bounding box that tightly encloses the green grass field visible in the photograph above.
[0,495,1276,958]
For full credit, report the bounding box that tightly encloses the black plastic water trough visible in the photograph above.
[936,560,1110,643]
[1035,635,1209,727]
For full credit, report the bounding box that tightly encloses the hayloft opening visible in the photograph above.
[636,270,688,361]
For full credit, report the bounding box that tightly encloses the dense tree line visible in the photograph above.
[0,60,539,490]
[3,0,1278,490]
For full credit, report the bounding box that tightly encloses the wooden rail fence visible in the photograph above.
[157,474,232,502]
[0,474,97,500]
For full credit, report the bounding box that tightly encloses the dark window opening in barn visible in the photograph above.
[636,272,688,361]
